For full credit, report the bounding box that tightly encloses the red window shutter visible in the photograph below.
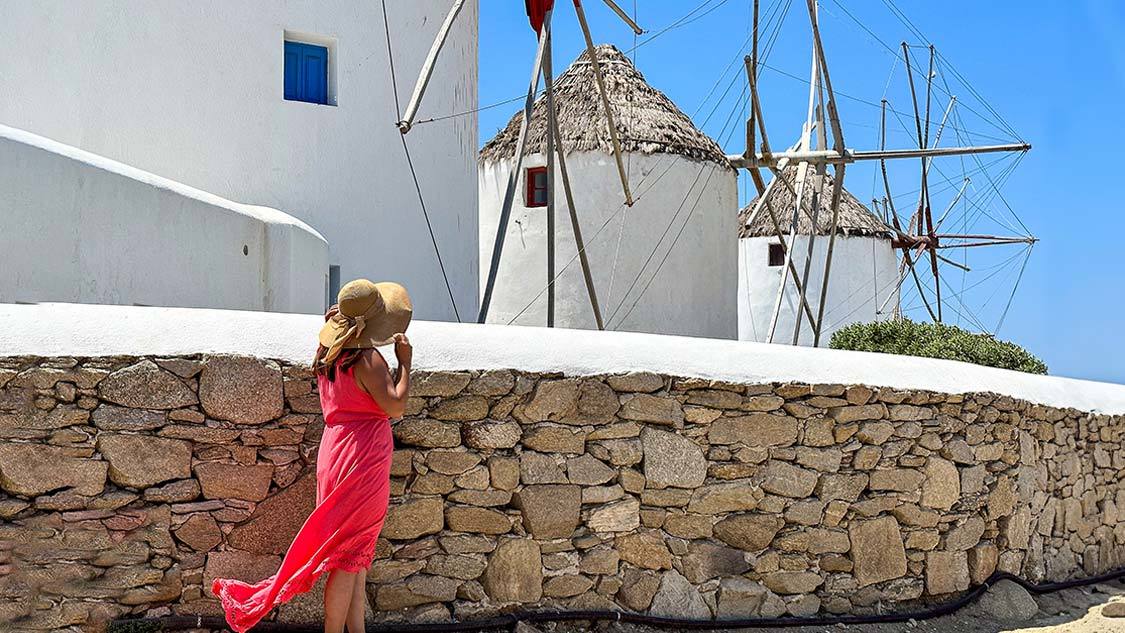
[526,167,548,207]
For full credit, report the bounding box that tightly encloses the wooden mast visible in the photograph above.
[573,0,635,206]
[478,10,553,323]
[544,29,557,327]
[397,0,467,133]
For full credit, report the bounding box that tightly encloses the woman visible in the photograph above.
[213,279,413,633]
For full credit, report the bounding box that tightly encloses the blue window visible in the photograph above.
[284,41,329,105]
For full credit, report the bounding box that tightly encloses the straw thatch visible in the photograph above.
[739,166,895,239]
[480,44,730,167]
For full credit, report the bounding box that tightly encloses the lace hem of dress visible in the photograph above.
[212,544,377,632]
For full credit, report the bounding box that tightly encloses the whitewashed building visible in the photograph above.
[0,1,479,318]
[738,167,900,345]
[479,45,738,339]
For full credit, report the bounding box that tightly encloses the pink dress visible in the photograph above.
[212,361,394,632]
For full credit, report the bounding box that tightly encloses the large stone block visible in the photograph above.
[463,419,522,449]
[516,485,580,539]
[921,457,960,510]
[708,414,798,447]
[522,425,586,454]
[849,516,907,587]
[759,461,818,498]
[717,578,768,618]
[926,550,970,595]
[616,531,673,570]
[713,514,783,552]
[431,396,490,422]
[586,498,640,532]
[98,434,191,488]
[566,454,615,485]
[816,474,869,502]
[687,482,759,514]
[205,550,281,593]
[466,370,514,396]
[522,379,579,422]
[482,539,542,603]
[174,513,222,551]
[681,542,750,583]
[648,570,710,618]
[375,574,459,610]
[869,468,925,492]
[98,360,197,409]
[968,542,999,584]
[425,451,481,475]
[198,356,283,424]
[945,516,986,551]
[194,462,274,502]
[227,473,317,553]
[563,380,620,424]
[412,372,472,397]
[619,394,684,427]
[520,451,567,484]
[607,372,664,393]
[642,428,706,489]
[394,419,461,448]
[763,571,823,595]
[0,443,107,496]
[382,498,445,540]
[426,554,487,580]
[446,506,512,535]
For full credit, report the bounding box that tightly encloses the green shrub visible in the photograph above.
[829,319,1047,375]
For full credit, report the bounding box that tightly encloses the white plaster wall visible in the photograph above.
[738,235,900,346]
[479,152,738,339]
[0,0,478,320]
[0,125,328,313]
[4,303,1125,414]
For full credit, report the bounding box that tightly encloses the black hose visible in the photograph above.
[107,566,1125,633]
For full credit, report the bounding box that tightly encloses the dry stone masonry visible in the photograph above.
[0,355,1123,631]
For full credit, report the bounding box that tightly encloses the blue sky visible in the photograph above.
[470,1,1124,384]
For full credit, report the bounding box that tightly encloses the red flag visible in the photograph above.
[525,0,555,35]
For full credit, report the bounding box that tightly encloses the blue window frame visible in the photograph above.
[284,41,329,105]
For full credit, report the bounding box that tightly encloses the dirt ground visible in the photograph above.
[536,579,1125,633]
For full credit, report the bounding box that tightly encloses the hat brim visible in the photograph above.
[318,282,412,350]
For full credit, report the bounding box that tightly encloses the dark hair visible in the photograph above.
[313,346,364,382]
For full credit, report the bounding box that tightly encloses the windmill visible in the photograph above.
[395,0,644,328]
[733,0,1034,346]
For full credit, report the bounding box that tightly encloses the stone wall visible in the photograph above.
[1,354,1123,631]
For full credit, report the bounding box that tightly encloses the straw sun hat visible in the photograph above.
[318,279,412,364]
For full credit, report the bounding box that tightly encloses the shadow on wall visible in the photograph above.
[0,353,1122,630]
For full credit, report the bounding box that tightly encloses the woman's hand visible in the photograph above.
[394,333,412,368]
[324,304,339,322]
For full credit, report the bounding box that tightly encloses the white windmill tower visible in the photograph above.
[478,45,738,337]
[738,167,900,344]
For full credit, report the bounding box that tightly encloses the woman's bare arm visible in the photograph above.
[353,337,411,418]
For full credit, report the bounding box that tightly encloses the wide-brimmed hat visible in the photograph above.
[318,280,412,364]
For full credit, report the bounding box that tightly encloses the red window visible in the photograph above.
[768,242,786,267]
[526,166,548,207]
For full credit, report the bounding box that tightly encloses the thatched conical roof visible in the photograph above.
[739,166,894,239]
[480,44,730,167]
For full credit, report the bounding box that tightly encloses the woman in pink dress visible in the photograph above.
[213,279,413,633]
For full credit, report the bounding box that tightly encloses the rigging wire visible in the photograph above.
[607,0,642,303]
[995,243,1034,335]
[880,0,1022,140]
[624,0,734,54]
[756,61,1016,144]
[379,0,462,322]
